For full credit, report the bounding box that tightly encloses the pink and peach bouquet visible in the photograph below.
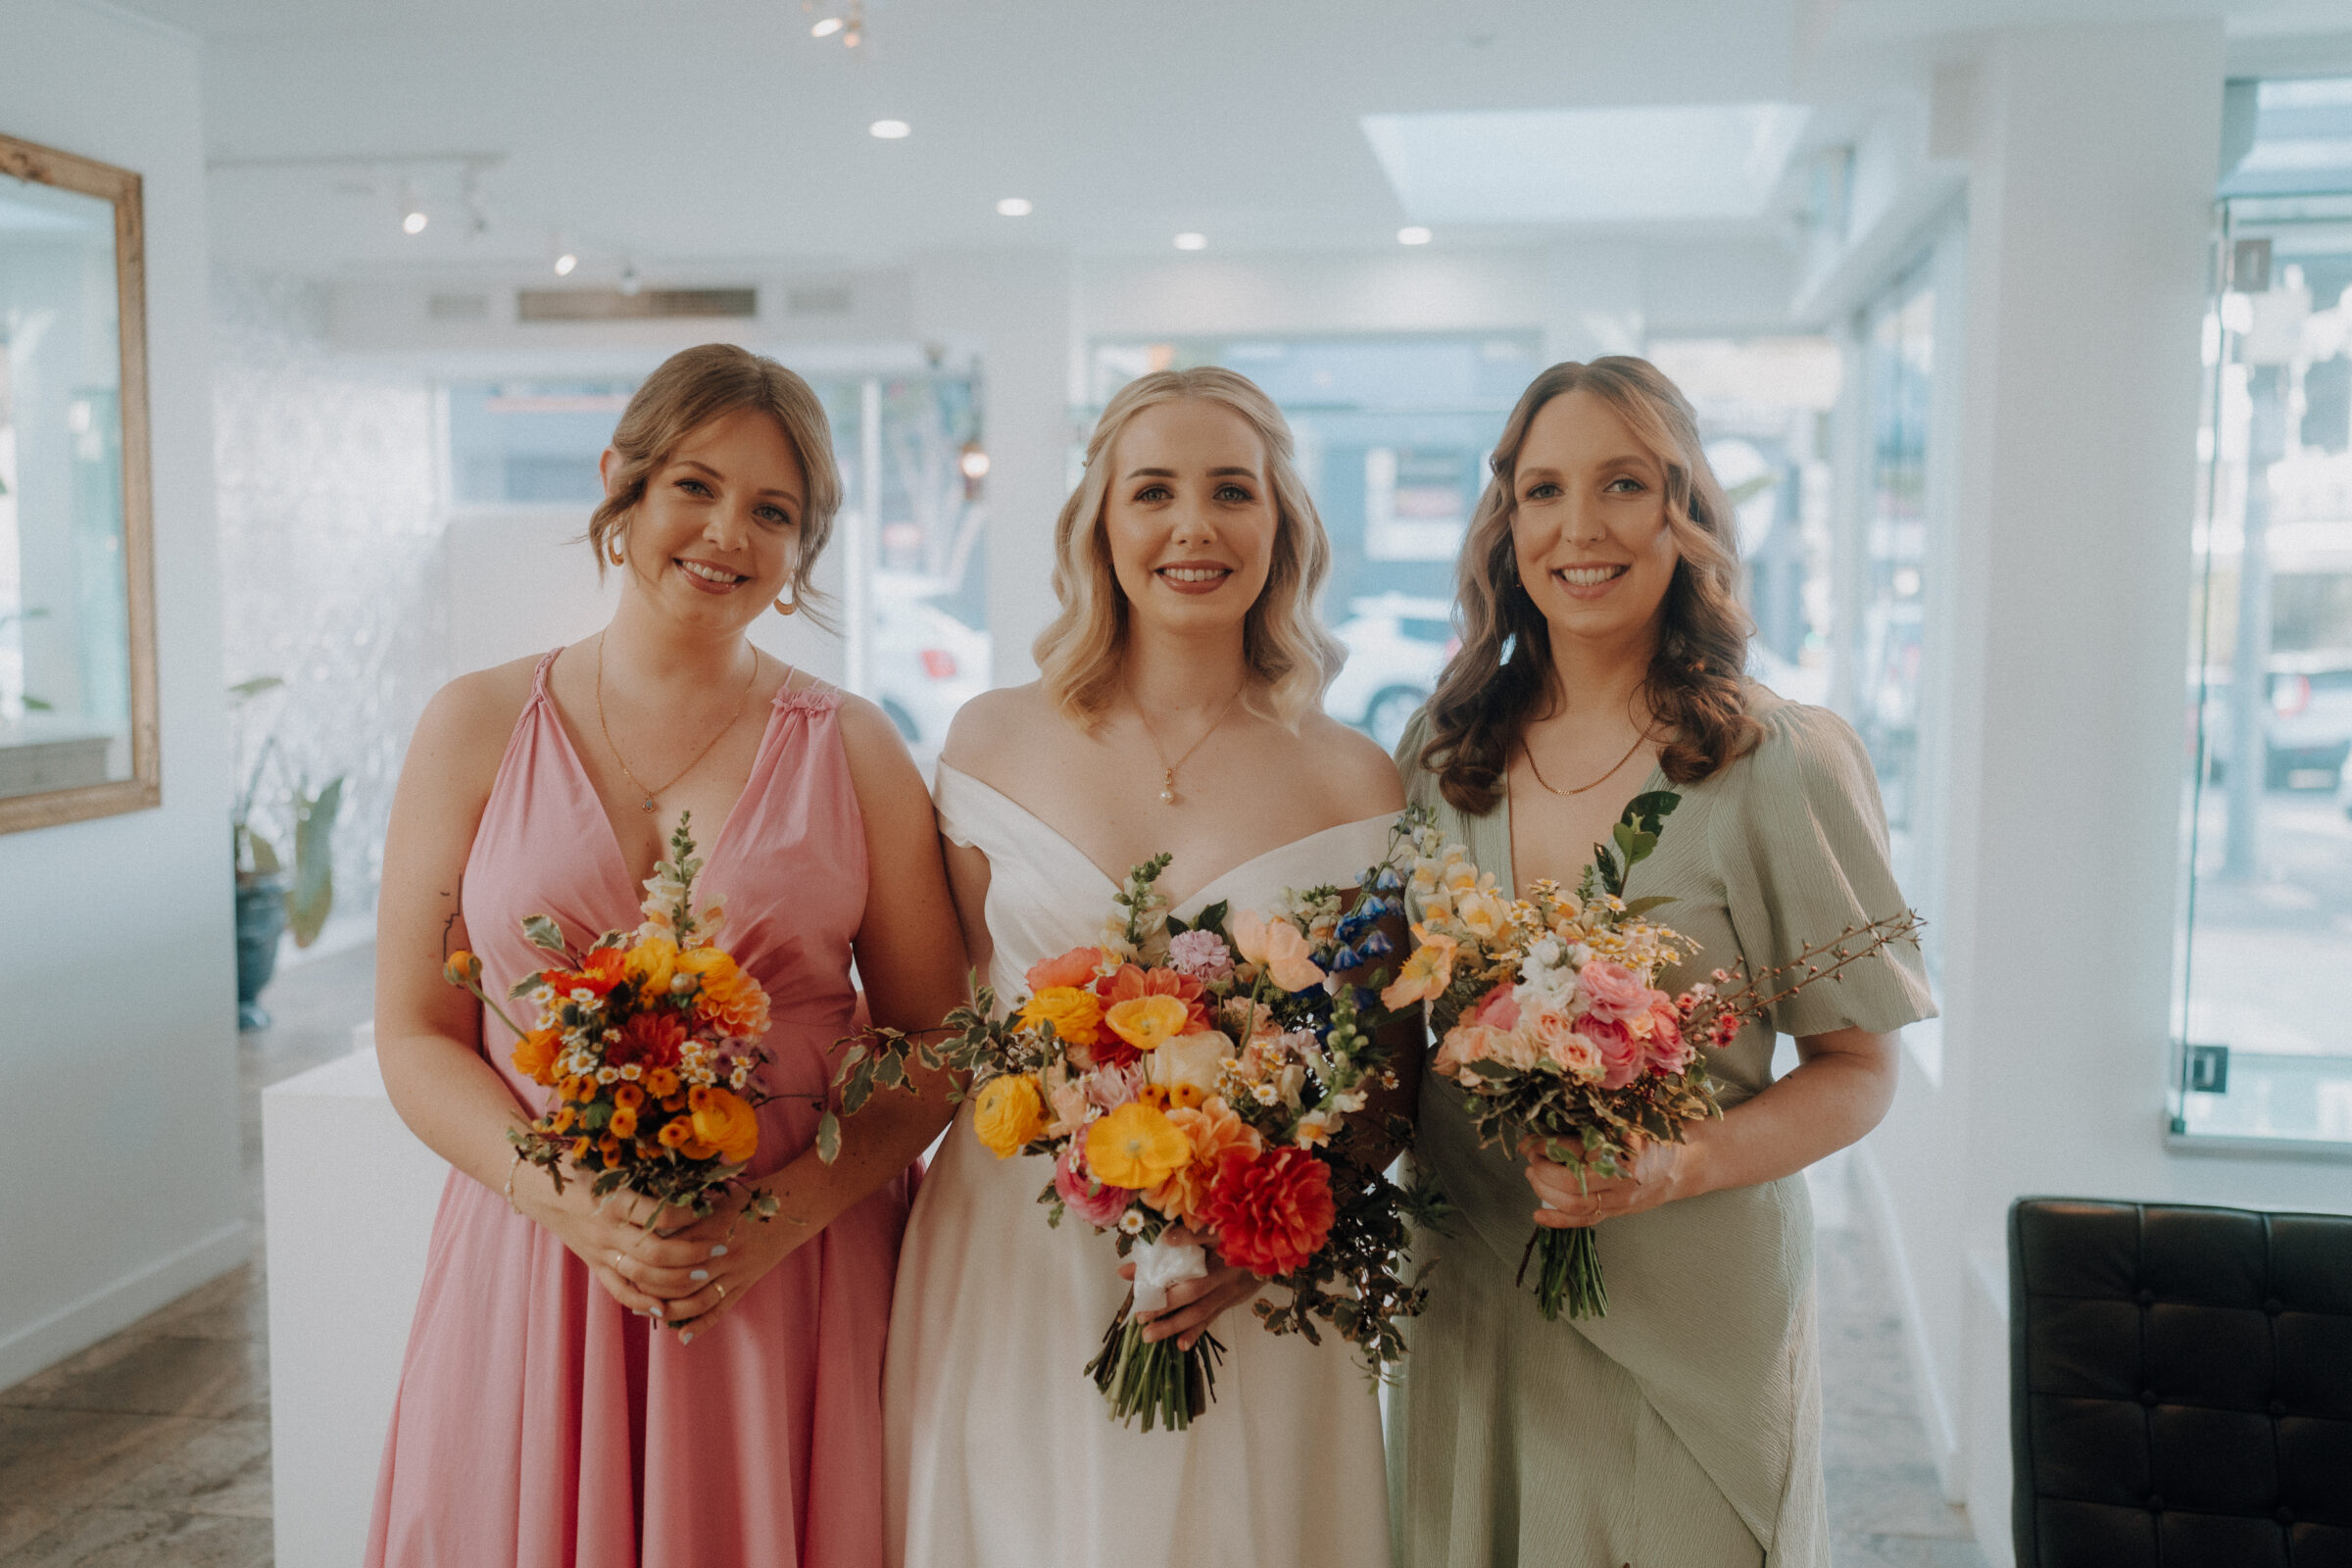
[1387,796,1921,1320]
[836,831,1439,1431]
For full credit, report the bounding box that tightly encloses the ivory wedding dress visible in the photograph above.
[883,762,1396,1568]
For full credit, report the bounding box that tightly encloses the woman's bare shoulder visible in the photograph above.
[405,655,545,794]
[1297,710,1407,818]
[940,683,1063,778]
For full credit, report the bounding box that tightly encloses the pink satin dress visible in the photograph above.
[368,650,906,1568]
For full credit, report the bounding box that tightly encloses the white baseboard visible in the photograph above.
[1850,1143,1966,1501]
[0,1220,252,1392]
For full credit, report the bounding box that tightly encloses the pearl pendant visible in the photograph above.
[1160,769,1176,806]
[1160,788,1176,805]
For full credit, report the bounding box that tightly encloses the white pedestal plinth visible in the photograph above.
[263,1033,449,1568]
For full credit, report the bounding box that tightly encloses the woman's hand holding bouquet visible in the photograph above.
[836,823,1443,1431]
[445,814,788,1333]
[1386,797,1922,1321]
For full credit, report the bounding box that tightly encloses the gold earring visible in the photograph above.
[773,592,798,616]
[608,542,624,566]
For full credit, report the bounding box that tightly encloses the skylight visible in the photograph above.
[1360,103,1811,225]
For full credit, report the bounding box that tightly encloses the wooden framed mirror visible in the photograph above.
[0,131,158,833]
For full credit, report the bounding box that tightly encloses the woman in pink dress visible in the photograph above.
[368,344,966,1568]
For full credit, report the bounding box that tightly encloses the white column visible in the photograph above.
[912,253,1076,687]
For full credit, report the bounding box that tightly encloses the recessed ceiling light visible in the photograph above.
[996,197,1033,218]
[1397,225,1433,245]
[402,209,428,235]
[810,16,844,36]
[1173,231,1206,251]
[869,119,910,140]
[554,252,577,276]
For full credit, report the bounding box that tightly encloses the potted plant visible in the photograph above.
[230,676,345,1030]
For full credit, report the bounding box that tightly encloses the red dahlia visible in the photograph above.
[1200,1147,1337,1278]
[607,1010,686,1071]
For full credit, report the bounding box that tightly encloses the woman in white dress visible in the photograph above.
[884,367,1408,1568]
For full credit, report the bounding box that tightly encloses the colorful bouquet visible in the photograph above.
[1384,796,1922,1321]
[836,827,1439,1431]
[444,813,783,1253]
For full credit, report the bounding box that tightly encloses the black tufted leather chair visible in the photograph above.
[2009,1198,2352,1568]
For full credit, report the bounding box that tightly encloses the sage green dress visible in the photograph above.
[1388,691,1936,1568]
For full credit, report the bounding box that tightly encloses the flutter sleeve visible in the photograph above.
[1713,702,1937,1039]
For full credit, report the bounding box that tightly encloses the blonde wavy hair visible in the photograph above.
[587,343,843,631]
[1419,357,1761,814]
[1034,367,1344,729]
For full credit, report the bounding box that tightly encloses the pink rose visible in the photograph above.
[1577,958,1649,1025]
[1643,999,1692,1073]
[1470,985,1520,1032]
[1533,1010,1603,1083]
[1581,1015,1643,1090]
[1054,1145,1134,1228]
[1081,1064,1141,1113]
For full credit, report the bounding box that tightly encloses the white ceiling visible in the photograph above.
[101,0,2352,282]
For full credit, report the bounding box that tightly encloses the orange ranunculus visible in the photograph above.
[546,945,626,1001]
[511,1026,563,1086]
[1104,995,1190,1054]
[688,1085,760,1166]
[1147,1099,1265,1224]
[623,935,679,998]
[644,1066,681,1099]
[609,1103,639,1140]
[443,950,481,989]
[1085,1102,1192,1191]
[1092,964,1211,1033]
[1016,986,1103,1049]
[677,947,771,1041]
[1025,946,1106,993]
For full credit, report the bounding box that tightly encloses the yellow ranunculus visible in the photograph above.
[1016,986,1103,1048]
[1103,995,1189,1053]
[973,1074,1050,1158]
[687,1085,760,1166]
[624,935,679,998]
[1380,929,1458,1011]
[1085,1102,1193,1190]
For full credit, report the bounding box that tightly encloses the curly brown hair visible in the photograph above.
[1418,357,1761,815]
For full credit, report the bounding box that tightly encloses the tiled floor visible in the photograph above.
[0,945,1987,1567]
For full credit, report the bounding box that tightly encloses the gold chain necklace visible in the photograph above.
[1133,681,1246,807]
[1521,727,1654,797]
[594,633,760,812]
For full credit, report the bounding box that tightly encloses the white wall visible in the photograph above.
[1849,20,2352,1563]
[0,0,245,1388]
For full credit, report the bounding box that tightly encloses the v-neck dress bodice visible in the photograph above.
[368,650,908,1568]
[882,764,1396,1568]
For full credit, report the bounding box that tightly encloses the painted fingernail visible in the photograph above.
[679,1330,694,1345]
[710,1245,728,1257]
[690,1269,710,1282]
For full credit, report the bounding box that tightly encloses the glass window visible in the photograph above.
[2174,186,2352,1146]
[1856,270,1937,892]
[1085,333,1541,749]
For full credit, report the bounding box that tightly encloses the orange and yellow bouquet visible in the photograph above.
[445,813,783,1251]
[837,828,1441,1431]
[1386,798,1921,1320]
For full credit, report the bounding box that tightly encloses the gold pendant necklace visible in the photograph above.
[1522,727,1654,797]
[595,633,760,811]
[1134,681,1246,807]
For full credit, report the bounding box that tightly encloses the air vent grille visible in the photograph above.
[516,287,758,321]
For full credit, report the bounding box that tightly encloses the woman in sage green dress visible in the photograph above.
[1387,357,1935,1568]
